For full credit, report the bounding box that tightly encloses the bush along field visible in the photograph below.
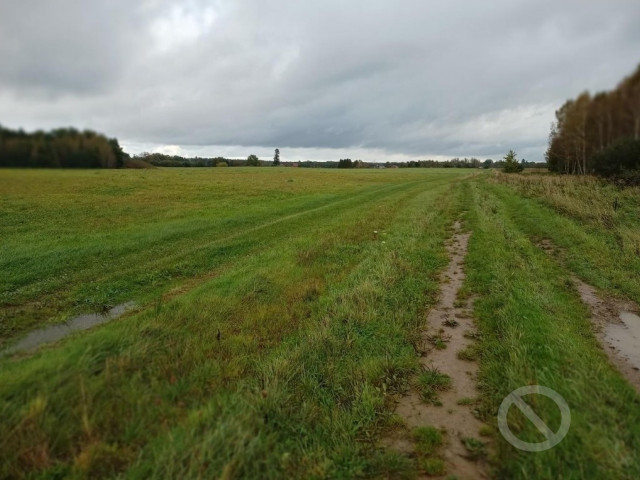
[1,168,640,479]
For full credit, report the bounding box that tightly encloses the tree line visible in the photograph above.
[0,126,125,168]
[138,153,518,169]
[546,64,640,182]
[139,150,278,167]
[0,127,552,171]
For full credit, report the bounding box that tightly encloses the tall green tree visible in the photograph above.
[273,148,280,166]
[502,150,523,173]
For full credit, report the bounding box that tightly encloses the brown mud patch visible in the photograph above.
[383,221,490,479]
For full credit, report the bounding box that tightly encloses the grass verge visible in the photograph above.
[463,178,640,479]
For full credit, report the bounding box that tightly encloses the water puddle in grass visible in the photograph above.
[2,302,136,356]
[605,312,640,372]
[574,279,640,391]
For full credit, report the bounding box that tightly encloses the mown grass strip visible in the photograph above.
[1,173,445,341]
[126,179,464,479]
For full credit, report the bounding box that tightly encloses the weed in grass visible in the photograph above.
[419,457,446,476]
[387,414,406,428]
[367,451,415,480]
[431,337,448,350]
[374,354,413,395]
[418,367,452,404]
[443,318,459,328]
[427,331,450,350]
[456,397,476,406]
[457,345,479,361]
[412,426,443,455]
[478,425,493,437]
[413,427,446,476]
[463,330,482,341]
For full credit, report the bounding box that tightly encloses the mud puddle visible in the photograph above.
[384,221,489,479]
[606,312,640,372]
[2,302,137,356]
[573,279,640,390]
[537,238,640,391]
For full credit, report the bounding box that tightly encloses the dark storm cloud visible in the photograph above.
[0,1,150,95]
[1,0,640,161]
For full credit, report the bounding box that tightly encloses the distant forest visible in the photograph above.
[0,126,125,168]
[547,64,640,181]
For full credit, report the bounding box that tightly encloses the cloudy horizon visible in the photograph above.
[1,0,639,163]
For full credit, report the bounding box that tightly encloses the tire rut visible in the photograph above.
[384,221,490,479]
[538,239,640,392]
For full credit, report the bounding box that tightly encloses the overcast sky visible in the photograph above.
[1,1,639,162]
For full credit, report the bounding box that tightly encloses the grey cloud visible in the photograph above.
[0,1,147,95]
[1,0,640,161]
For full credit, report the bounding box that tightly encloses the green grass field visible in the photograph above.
[1,168,639,479]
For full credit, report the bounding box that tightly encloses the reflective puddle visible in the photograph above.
[2,302,136,356]
[606,312,640,371]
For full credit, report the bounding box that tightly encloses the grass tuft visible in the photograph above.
[417,367,452,404]
[461,437,487,461]
[456,345,480,361]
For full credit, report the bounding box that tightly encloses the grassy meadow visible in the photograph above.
[1,168,640,479]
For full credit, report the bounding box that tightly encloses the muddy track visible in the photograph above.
[539,239,640,392]
[385,221,489,479]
